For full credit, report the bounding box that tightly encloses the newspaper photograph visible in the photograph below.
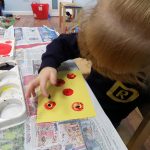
[58,120,86,150]
[0,124,24,150]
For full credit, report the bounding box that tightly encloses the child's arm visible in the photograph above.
[26,33,80,98]
[39,33,80,72]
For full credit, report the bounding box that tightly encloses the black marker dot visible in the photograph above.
[48,94,51,99]
[48,103,51,107]
[76,105,80,108]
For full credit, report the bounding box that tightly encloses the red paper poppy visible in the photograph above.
[56,79,65,87]
[63,88,73,96]
[67,73,76,79]
[44,101,56,110]
[72,102,84,111]
[0,43,12,56]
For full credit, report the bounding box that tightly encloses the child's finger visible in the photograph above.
[49,71,57,85]
[40,77,48,97]
[31,89,36,97]
[25,79,39,98]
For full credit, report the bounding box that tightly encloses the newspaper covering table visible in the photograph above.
[0,25,59,47]
[0,27,128,150]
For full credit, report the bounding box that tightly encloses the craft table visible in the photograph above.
[0,61,128,149]
[0,26,128,149]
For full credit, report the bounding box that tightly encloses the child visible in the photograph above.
[26,0,150,127]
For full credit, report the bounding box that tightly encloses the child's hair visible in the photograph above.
[78,0,150,86]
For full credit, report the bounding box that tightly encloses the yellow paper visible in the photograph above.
[37,70,96,123]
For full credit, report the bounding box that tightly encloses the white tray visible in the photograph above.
[0,61,27,130]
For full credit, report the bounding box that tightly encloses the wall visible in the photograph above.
[4,0,40,15]
[74,0,97,9]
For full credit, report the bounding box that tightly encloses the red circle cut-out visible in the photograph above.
[67,73,76,79]
[44,101,56,110]
[0,43,12,55]
[63,88,73,96]
[56,79,65,87]
[72,102,84,111]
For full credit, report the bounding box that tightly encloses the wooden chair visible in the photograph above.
[59,2,82,33]
[127,104,150,150]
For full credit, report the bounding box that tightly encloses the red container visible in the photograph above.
[31,3,49,19]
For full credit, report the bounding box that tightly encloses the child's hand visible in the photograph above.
[25,67,57,99]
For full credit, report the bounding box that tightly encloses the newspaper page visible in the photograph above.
[0,25,58,47]
[15,45,46,76]
[14,26,59,47]
[24,117,86,150]
[0,25,58,43]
